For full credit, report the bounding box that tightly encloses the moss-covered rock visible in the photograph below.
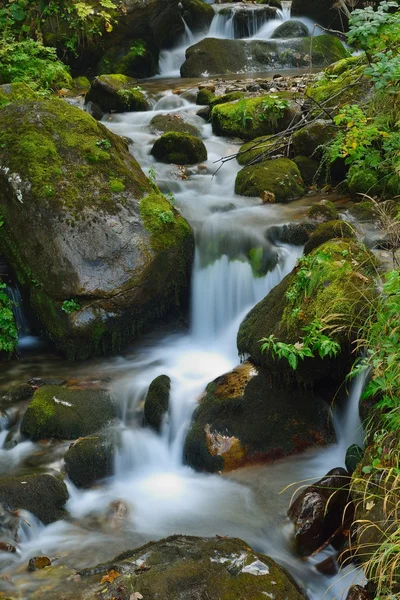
[1,383,34,405]
[64,429,117,487]
[266,222,317,246]
[348,167,379,195]
[76,535,307,599]
[209,91,246,108]
[149,114,200,137]
[306,199,339,223]
[72,76,91,91]
[21,386,117,440]
[0,473,68,524]
[0,100,194,358]
[349,200,376,222]
[303,219,355,254]
[293,155,321,185]
[212,95,300,141]
[237,239,376,387]
[237,136,274,166]
[307,57,371,107]
[85,74,150,112]
[196,88,215,105]
[96,39,157,79]
[271,20,309,38]
[235,158,305,202]
[184,362,334,473]
[292,120,335,158]
[0,83,38,109]
[151,132,207,165]
[144,374,170,432]
[181,0,215,32]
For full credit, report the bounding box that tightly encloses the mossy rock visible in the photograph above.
[184,361,334,473]
[348,167,379,196]
[0,473,68,524]
[96,39,157,79]
[196,88,216,105]
[237,239,377,387]
[181,38,249,77]
[0,99,194,358]
[149,114,200,137]
[85,74,150,112]
[151,132,207,165]
[72,76,90,91]
[266,222,317,246]
[76,535,307,599]
[1,383,34,405]
[306,199,339,223]
[349,200,376,222]
[0,83,38,109]
[64,429,118,487]
[307,59,371,107]
[235,158,305,202]
[271,20,309,38]
[212,94,300,141]
[303,220,355,254]
[181,0,215,32]
[21,386,117,441]
[293,155,321,185]
[144,374,170,432]
[292,120,335,158]
[237,136,274,166]
[209,91,246,108]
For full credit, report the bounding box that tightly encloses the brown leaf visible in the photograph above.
[100,569,121,584]
[130,594,144,600]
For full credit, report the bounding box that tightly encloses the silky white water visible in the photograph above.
[0,87,366,599]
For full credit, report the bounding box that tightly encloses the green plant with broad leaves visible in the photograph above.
[61,299,81,314]
[0,282,18,353]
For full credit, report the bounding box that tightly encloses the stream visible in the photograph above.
[0,4,366,599]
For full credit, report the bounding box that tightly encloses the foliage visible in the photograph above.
[259,95,289,125]
[156,209,175,224]
[61,299,81,314]
[109,178,125,192]
[0,35,72,91]
[0,282,18,353]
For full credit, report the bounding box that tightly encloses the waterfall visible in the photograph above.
[158,16,196,77]
[6,285,30,338]
[208,4,280,39]
[278,0,292,22]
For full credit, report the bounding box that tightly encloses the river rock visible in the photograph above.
[144,374,170,432]
[184,362,334,473]
[0,100,194,358]
[292,120,335,158]
[76,535,307,599]
[21,386,117,440]
[288,467,351,556]
[237,135,274,166]
[271,20,309,38]
[85,74,150,112]
[293,156,321,185]
[181,0,214,32]
[0,473,68,524]
[1,383,34,405]
[237,239,376,388]
[64,429,118,487]
[345,586,373,600]
[306,200,339,223]
[235,158,305,202]
[151,132,207,165]
[212,94,301,140]
[303,220,355,254]
[181,36,348,77]
[266,222,316,246]
[149,114,200,136]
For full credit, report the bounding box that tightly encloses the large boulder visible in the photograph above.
[181,36,348,77]
[64,429,117,487]
[21,386,117,440]
[149,113,200,136]
[0,473,68,524]
[307,56,371,107]
[184,362,334,473]
[237,136,274,166]
[306,199,339,223]
[96,39,158,79]
[181,0,214,32]
[292,120,335,158]
[237,239,376,387]
[212,95,301,141]
[303,220,355,254]
[0,82,38,109]
[288,467,351,556]
[151,132,207,165]
[0,100,194,358]
[85,74,150,112]
[144,374,170,432]
[271,20,309,38]
[76,535,307,599]
[235,158,305,202]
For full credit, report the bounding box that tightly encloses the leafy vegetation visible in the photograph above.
[0,282,18,353]
[61,299,81,314]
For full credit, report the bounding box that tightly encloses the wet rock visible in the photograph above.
[348,167,379,196]
[150,114,200,137]
[303,220,355,255]
[345,444,363,475]
[21,386,117,441]
[288,467,351,556]
[346,585,373,600]
[235,158,305,202]
[306,200,339,223]
[181,0,214,33]
[237,135,274,166]
[349,200,376,223]
[196,88,215,105]
[266,222,316,246]
[293,156,321,186]
[196,106,211,121]
[64,429,117,488]
[85,100,104,121]
[184,362,334,473]
[151,132,207,165]
[29,556,51,570]
[144,375,170,432]
[1,384,34,405]
[315,555,338,576]
[85,74,150,113]
[292,120,335,158]
[28,377,66,388]
[0,473,68,524]
[0,541,16,553]
[77,535,307,599]
[271,20,309,38]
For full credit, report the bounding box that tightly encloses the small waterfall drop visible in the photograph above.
[278,0,293,22]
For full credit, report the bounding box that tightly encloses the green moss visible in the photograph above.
[235,158,305,202]
[293,155,321,185]
[85,74,150,112]
[209,91,245,108]
[212,93,297,140]
[140,192,192,251]
[296,35,349,66]
[72,76,90,90]
[196,88,215,105]
[292,120,334,158]
[149,114,200,137]
[64,432,116,487]
[0,82,38,108]
[97,40,157,79]
[348,167,379,195]
[109,178,125,193]
[308,63,371,107]
[349,200,376,222]
[306,200,339,222]
[237,135,273,166]
[151,132,207,165]
[303,220,355,254]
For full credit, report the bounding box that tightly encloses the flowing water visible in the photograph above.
[0,82,366,598]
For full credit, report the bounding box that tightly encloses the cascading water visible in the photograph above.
[279,0,293,22]
[5,285,38,349]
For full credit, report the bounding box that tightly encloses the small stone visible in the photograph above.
[260,191,276,204]
[0,542,16,553]
[29,556,51,570]
[315,555,338,576]
[198,83,215,92]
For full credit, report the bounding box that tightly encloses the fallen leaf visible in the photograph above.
[100,569,121,584]
[130,593,144,600]
[366,501,375,511]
